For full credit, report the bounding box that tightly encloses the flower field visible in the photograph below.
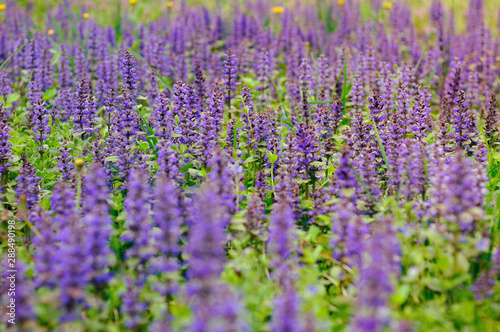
[1,0,500,330]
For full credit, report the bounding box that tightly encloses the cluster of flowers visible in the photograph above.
[1,0,500,330]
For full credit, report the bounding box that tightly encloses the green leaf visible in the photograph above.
[266,150,278,164]
[105,156,120,162]
[6,93,20,105]
[243,156,257,164]
[392,284,410,305]
[180,162,193,173]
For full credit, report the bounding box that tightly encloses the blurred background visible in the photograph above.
[2,0,500,33]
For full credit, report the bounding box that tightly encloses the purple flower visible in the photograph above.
[121,50,139,95]
[152,92,172,139]
[16,155,41,211]
[82,164,113,285]
[31,97,51,145]
[72,77,97,135]
[268,199,297,283]
[271,283,304,332]
[0,104,12,180]
[484,93,498,146]
[57,142,76,187]
[223,49,238,107]
[352,219,400,332]
[186,183,243,331]
[121,166,154,265]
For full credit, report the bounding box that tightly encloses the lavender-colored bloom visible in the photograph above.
[294,123,320,183]
[194,59,207,108]
[57,142,76,186]
[484,93,498,146]
[186,182,242,332]
[241,86,255,116]
[207,85,225,134]
[271,283,304,332]
[31,97,51,145]
[32,207,57,288]
[334,147,359,195]
[116,87,141,141]
[256,48,271,104]
[187,183,227,281]
[52,184,89,319]
[82,164,113,285]
[121,276,148,329]
[350,75,365,111]
[157,139,181,181]
[450,90,479,151]
[428,148,485,233]
[430,0,444,27]
[268,199,297,282]
[152,92,172,139]
[0,72,14,103]
[330,196,368,267]
[223,49,238,107]
[121,50,139,95]
[121,166,154,265]
[150,174,182,285]
[369,92,386,128]
[16,155,41,210]
[351,219,400,332]
[409,88,432,140]
[0,104,12,181]
[72,77,97,135]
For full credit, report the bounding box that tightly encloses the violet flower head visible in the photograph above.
[121,276,148,329]
[16,155,41,210]
[194,59,207,107]
[82,164,113,285]
[350,75,365,111]
[223,48,238,107]
[72,77,97,135]
[152,92,172,139]
[121,50,139,95]
[56,142,76,187]
[352,219,400,332]
[271,283,304,332]
[450,90,479,151]
[330,197,369,267]
[187,182,228,281]
[32,97,51,145]
[268,199,297,282]
[32,206,56,288]
[52,185,89,319]
[484,93,498,145]
[256,48,271,103]
[0,104,12,177]
[122,166,154,264]
[186,182,243,332]
[151,174,182,277]
[428,149,485,233]
[157,139,181,181]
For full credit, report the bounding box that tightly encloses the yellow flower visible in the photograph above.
[271,6,283,14]
[83,13,89,19]
[48,29,55,35]
[382,2,392,9]
[130,0,137,5]
[337,0,344,5]
[0,4,5,11]
[165,1,173,8]
[74,158,85,170]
